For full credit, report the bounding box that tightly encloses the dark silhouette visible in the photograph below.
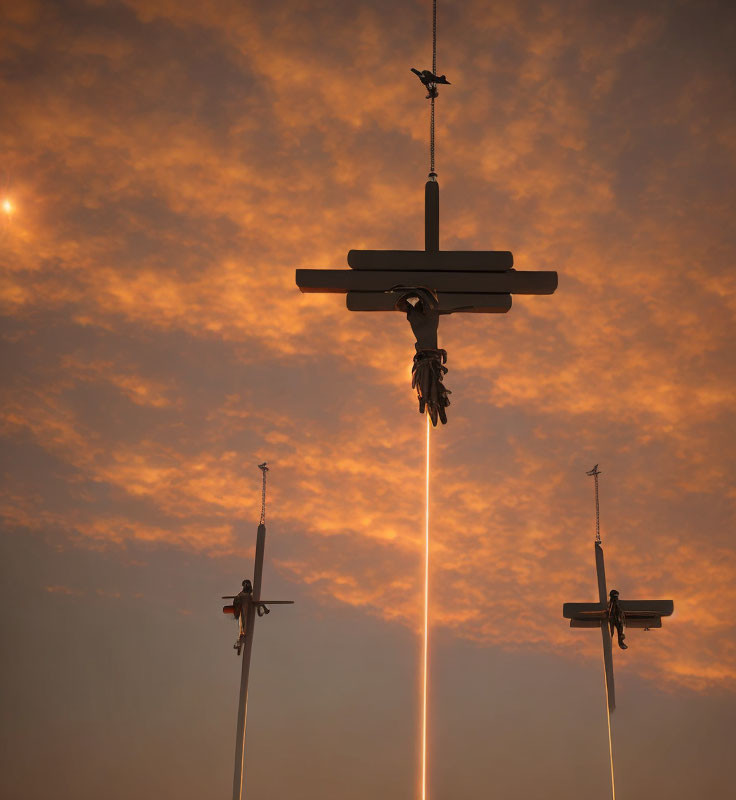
[411,68,451,98]
[293,9,556,424]
[607,589,627,650]
[562,473,675,713]
[295,178,558,426]
[222,467,295,800]
[223,579,254,653]
[233,579,252,619]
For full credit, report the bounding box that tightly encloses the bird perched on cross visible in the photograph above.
[411,68,451,98]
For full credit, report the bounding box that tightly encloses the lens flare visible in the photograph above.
[2,198,12,214]
[421,413,430,800]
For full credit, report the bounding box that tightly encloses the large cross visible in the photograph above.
[295,178,557,422]
[296,179,557,309]
[562,541,674,711]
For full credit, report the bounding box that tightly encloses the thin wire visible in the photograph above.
[430,99,435,175]
[432,0,437,74]
[421,413,430,800]
[587,465,601,543]
[594,472,600,543]
[258,462,269,525]
[430,0,437,175]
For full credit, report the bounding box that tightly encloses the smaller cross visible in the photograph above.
[222,516,293,800]
[562,541,674,711]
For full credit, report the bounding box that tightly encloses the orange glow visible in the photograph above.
[421,413,430,800]
[2,198,12,214]
[0,0,733,702]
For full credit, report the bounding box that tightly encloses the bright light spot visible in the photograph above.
[2,199,13,215]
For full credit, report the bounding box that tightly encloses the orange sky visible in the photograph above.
[1,1,735,799]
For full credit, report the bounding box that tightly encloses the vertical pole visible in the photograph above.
[425,180,439,252]
[595,544,616,798]
[594,542,607,605]
[232,523,267,800]
[252,524,266,600]
[595,542,616,711]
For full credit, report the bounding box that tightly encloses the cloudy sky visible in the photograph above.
[1,0,735,798]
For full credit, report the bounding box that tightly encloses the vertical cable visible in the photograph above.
[421,413,430,800]
[430,0,437,176]
[258,462,269,525]
[587,465,601,543]
[593,471,600,544]
[430,99,435,175]
[432,0,437,74]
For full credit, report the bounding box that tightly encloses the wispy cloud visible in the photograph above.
[1,0,734,693]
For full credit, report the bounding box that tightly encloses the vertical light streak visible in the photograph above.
[421,413,430,800]
[603,666,616,800]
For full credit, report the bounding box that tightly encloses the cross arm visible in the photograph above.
[570,618,603,628]
[295,269,557,295]
[625,617,662,629]
[254,600,295,605]
[564,599,674,630]
[347,249,514,271]
[346,291,512,313]
[562,601,607,620]
[618,600,674,617]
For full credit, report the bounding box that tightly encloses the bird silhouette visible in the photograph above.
[411,68,451,98]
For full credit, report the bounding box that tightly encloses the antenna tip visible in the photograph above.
[258,462,269,472]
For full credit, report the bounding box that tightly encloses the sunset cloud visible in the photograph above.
[1,0,734,699]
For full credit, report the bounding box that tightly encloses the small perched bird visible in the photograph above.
[411,68,451,98]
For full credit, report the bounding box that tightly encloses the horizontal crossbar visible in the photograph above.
[570,616,664,629]
[619,600,674,616]
[347,249,514,271]
[570,619,602,628]
[563,602,606,619]
[626,617,662,629]
[255,601,295,604]
[563,600,674,619]
[346,291,512,313]
[296,269,557,295]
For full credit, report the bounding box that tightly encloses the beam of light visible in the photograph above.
[602,664,616,800]
[2,198,12,215]
[421,413,430,800]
